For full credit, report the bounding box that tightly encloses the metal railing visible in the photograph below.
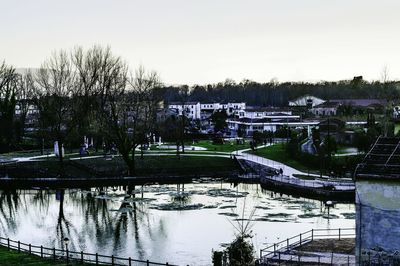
[259,228,355,264]
[0,236,179,266]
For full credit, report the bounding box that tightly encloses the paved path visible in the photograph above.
[232,144,314,178]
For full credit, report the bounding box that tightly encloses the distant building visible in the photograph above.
[311,99,386,117]
[226,107,317,136]
[168,102,246,120]
[311,102,340,117]
[355,137,400,264]
[168,102,202,120]
[289,95,325,108]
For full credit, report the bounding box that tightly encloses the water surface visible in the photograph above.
[0,180,355,265]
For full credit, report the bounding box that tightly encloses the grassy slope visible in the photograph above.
[76,155,238,176]
[0,245,71,265]
[11,155,238,178]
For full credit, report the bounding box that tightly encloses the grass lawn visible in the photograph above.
[0,245,73,265]
[248,144,319,173]
[183,140,250,153]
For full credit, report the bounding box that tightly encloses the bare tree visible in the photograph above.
[99,63,161,175]
[35,51,77,165]
[0,61,18,152]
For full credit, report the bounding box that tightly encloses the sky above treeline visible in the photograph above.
[1,0,400,85]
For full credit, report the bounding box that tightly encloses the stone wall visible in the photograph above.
[356,180,400,264]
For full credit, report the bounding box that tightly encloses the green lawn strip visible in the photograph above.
[0,245,74,265]
[182,140,250,153]
[247,144,320,174]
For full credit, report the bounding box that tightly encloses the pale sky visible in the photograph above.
[1,0,400,85]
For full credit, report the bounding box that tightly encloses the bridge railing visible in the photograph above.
[259,227,355,263]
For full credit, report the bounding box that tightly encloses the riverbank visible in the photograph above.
[0,155,240,188]
[0,245,70,265]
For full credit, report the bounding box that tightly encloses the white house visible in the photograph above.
[168,102,202,120]
[200,102,246,116]
[168,101,246,120]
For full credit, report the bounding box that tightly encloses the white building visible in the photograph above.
[200,102,246,116]
[168,101,246,120]
[168,102,202,120]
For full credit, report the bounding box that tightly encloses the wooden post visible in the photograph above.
[41,245,43,258]
[300,233,302,245]
[18,241,20,252]
[311,229,314,240]
[111,255,114,266]
[147,260,150,266]
[29,244,31,255]
[129,257,132,266]
[81,251,84,263]
[96,253,99,265]
[274,244,276,255]
[339,228,341,240]
[7,238,9,251]
[287,238,289,249]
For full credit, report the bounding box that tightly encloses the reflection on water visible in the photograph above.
[0,180,355,265]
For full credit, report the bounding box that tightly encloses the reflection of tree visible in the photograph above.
[0,190,20,235]
[0,186,170,260]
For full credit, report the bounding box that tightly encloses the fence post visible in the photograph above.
[339,228,341,240]
[300,233,302,246]
[29,244,31,255]
[331,252,333,265]
[347,255,350,265]
[129,257,132,266]
[260,250,262,260]
[111,255,114,266]
[278,252,281,265]
[147,259,150,266]
[41,245,43,258]
[311,229,314,241]
[53,248,56,261]
[18,241,20,252]
[274,244,276,255]
[7,238,9,251]
[166,263,169,266]
[287,238,289,249]
[96,253,99,265]
[81,251,84,263]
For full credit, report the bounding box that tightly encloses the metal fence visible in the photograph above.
[259,228,355,265]
[0,236,179,266]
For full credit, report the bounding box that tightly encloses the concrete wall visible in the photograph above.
[356,180,400,263]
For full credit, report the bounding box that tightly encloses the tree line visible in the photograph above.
[163,77,399,106]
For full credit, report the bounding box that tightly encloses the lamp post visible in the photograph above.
[63,237,70,264]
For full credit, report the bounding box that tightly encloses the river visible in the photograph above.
[0,178,355,265]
